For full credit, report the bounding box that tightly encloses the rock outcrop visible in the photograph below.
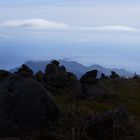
[110,71,120,79]
[80,70,98,85]
[0,74,59,136]
[35,71,44,82]
[100,73,108,80]
[43,60,78,94]
[80,70,111,100]
[0,70,11,79]
[17,64,33,77]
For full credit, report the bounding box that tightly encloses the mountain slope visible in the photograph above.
[10,60,133,79]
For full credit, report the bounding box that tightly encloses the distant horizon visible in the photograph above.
[3,58,135,75]
[0,38,139,74]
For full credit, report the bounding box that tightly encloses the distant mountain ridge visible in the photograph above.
[10,60,133,79]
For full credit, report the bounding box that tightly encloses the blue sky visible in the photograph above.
[0,0,140,73]
[1,0,140,6]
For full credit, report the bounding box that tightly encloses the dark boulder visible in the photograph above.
[0,70,11,90]
[35,71,44,82]
[80,70,98,85]
[67,72,77,81]
[110,71,120,79]
[82,82,111,100]
[51,60,60,66]
[80,70,110,100]
[100,73,108,80]
[17,64,33,77]
[0,74,59,136]
[81,107,128,140]
[45,63,59,76]
[44,60,78,94]
[0,70,11,79]
[60,65,67,73]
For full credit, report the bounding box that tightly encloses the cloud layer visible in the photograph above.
[2,18,140,32]
[76,26,140,32]
[2,19,70,30]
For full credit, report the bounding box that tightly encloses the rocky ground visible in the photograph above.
[0,60,139,140]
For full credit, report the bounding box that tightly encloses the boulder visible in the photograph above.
[51,60,60,66]
[60,66,67,73]
[82,82,111,100]
[80,70,98,85]
[110,71,120,79]
[100,73,108,80]
[0,74,59,136]
[0,70,11,79]
[45,63,59,76]
[35,71,44,82]
[80,70,111,100]
[17,64,33,77]
[44,60,78,94]
[82,107,128,140]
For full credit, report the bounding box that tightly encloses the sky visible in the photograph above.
[0,0,140,73]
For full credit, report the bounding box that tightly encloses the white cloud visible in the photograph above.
[76,26,140,32]
[2,19,70,30]
[2,18,140,32]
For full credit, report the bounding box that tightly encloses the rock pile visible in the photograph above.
[43,60,78,94]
